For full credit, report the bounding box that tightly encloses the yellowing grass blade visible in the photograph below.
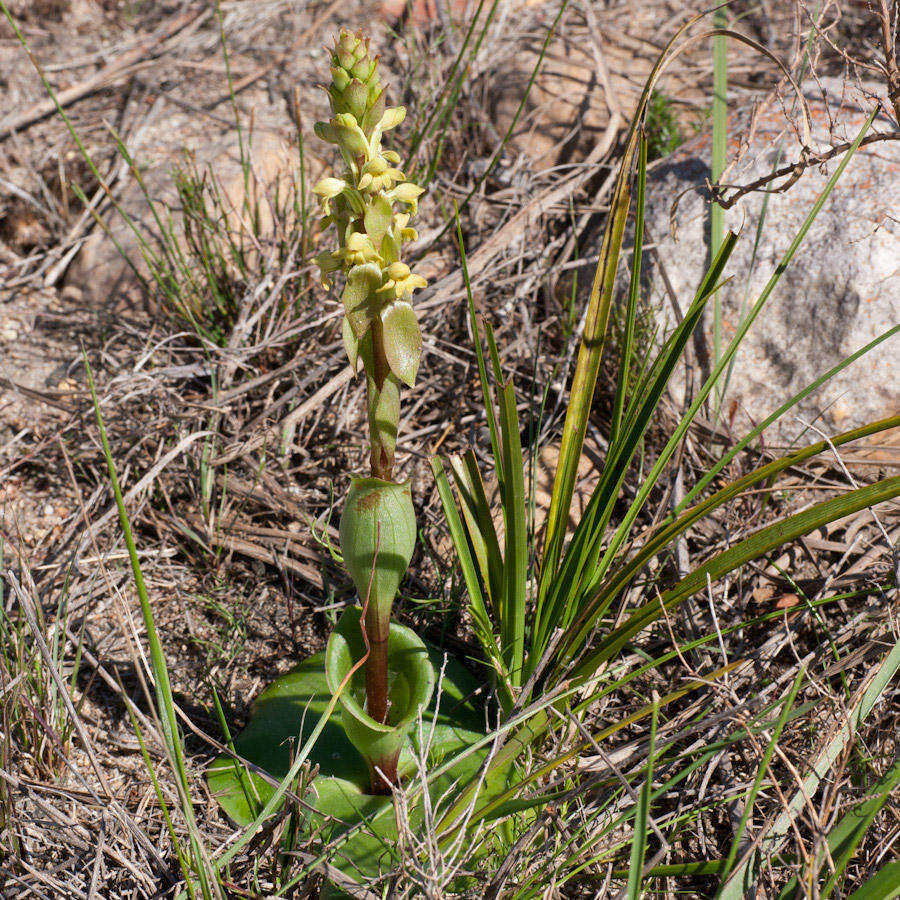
[539,8,713,590]
[718,636,900,899]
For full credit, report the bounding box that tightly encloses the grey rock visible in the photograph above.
[633,78,899,445]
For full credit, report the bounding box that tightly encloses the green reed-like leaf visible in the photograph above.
[626,699,658,899]
[610,132,648,448]
[456,211,503,487]
[539,131,633,587]
[497,379,528,687]
[571,475,900,680]
[716,666,805,892]
[449,451,504,613]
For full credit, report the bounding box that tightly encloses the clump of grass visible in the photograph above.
[1,0,310,349]
[0,558,83,778]
[110,123,309,347]
[429,11,900,895]
[645,90,683,160]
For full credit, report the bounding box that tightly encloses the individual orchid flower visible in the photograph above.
[313,176,347,215]
[383,262,427,299]
[388,182,425,216]
[393,212,418,244]
[335,231,381,268]
[358,156,406,193]
[315,250,342,288]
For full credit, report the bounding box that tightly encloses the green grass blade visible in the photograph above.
[610,133,648,448]
[431,456,513,709]
[617,861,726,879]
[407,0,499,167]
[497,380,528,686]
[431,456,490,630]
[209,682,260,820]
[626,699,658,899]
[570,474,900,679]
[420,0,503,185]
[716,667,805,892]
[124,700,198,900]
[456,212,503,487]
[450,451,504,613]
[845,861,900,900]
[432,0,569,241]
[86,360,181,762]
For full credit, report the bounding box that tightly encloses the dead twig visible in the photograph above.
[0,7,213,141]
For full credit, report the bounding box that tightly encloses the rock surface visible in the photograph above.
[635,78,899,444]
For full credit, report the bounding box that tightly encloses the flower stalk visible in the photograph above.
[314,29,429,788]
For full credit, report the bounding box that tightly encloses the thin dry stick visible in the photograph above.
[210,365,354,465]
[715,129,900,209]
[7,572,170,877]
[0,7,213,140]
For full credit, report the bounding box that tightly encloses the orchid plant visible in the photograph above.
[313,29,433,795]
[207,39,492,873]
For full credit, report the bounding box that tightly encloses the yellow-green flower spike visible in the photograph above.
[314,27,427,481]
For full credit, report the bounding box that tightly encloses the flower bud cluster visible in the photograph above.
[313,29,426,391]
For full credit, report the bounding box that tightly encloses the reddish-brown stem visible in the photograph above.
[365,631,389,726]
[364,314,394,732]
[366,748,400,795]
[368,315,394,481]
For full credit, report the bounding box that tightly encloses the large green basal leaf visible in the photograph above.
[207,646,498,881]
